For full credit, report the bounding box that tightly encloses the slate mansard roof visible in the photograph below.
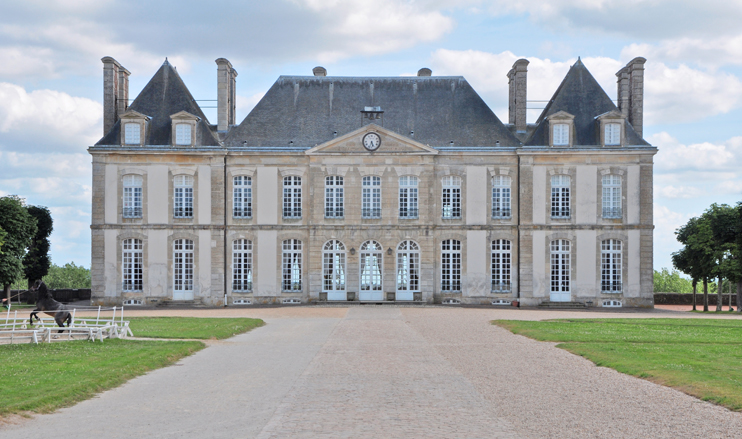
[525,59,649,147]
[96,60,220,146]
[224,76,521,148]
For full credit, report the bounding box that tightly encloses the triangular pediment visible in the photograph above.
[595,110,625,120]
[546,110,574,121]
[119,110,150,121]
[305,124,438,155]
[170,110,201,121]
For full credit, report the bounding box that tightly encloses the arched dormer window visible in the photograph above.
[170,111,200,147]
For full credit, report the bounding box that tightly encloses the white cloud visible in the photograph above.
[236,92,266,121]
[656,185,704,199]
[650,132,742,173]
[654,204,691,269]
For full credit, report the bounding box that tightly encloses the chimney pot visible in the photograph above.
[216,58,238,132]
[417,68,432,77]
[508,58,529,132]
[101,56,128,137]
[616,57,646,137]
[313,66,327,77]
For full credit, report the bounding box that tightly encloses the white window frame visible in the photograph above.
[605,123,621,146]
[550,175,570,218]
[232,239,252,292]
[323,240,346,293]
[123,174,143,218]
[491,240,511,293]
[124,122,141,145]
[399,176,419,219]
[282,239,302,291]
[174,175,194,218]
[601,239,622,293]
[550,239,571,294]
[282,176,302,219]
[553,123,570,146]
[122,238,143,291]
[325,176,344,218]
[396,240,420,294]
[442,176,462,219]
[360,240,383,292]
[491,176,511,219]
[233,176,252,218]
[175,123,192,146]
[362,176,381,218]
[173,239,194,292]
[602,174,622,219]
[441,239,461,292]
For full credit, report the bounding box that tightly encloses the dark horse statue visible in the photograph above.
[29,280,71,332]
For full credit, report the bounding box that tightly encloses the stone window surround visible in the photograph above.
[595,232,629,298]
[488,166,514,223]
[544,232,577,298]
[439,170,464,222]
[438,233,466,295]
[169,167,198,223]
[170,111,200,147]
[279,167,305,224]
[228,168,256,224]
[547,111,575,148]
[116,231,148,298]
[546,167,576,224]
[280,234,305,293]
[398,174,420,220]
[597,167,627,224]
[118,167,147,223]
[167,232,199,296]
[226,231,256,294]
[119,111,150,147]
[596,111,626,147]
[322,239,347,293]
[488,231,518,297]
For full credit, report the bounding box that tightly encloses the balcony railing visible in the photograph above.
[122,281,143,291]
[325,208,344,219]
[441,281,462,292]
[550,208,570,219]
[174,208,193,218]
[123,207,142,218]
[362,208,382,219]
[491,282,512,293]
[282,282,302,291]
[399,208,419,219]
[491,208,511,219]
[602,206,622,219]
[601,281,622,293]
[232,281,252,292]
[283,208,302,219]
[442,206,461,219]
[233,208,252,218]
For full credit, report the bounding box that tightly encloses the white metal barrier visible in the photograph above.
[1,306,132,344]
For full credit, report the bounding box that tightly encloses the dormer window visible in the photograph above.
[605,123,621,145]
[124,123,141,145]
[175,123,192,145]
[547,111,575,147]
[596,110,625,147]
[553,124,570,146]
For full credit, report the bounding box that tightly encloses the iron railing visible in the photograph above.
[362,208,382,219]
[123,207,142,218]
[602,207,622,219]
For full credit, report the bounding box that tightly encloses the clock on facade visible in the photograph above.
[362,132,381,151]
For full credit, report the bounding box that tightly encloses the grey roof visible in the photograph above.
[525,59,648,146]
[225,76,521,148]
[96,60,220,146]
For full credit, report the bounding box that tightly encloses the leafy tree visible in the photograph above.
[0,226,6,253]
[653,268,693,294]
[674,216,716,311]
[704,204,739,311]
[22,205,53,288]
[0,196,37,303]
[43,262,91,289]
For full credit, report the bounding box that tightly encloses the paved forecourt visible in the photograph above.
[2,306,742,438]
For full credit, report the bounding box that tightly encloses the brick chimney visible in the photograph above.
[616,57,646,137]
[507,58,529,133]
[101,56,129,136]
[216,58,237,132]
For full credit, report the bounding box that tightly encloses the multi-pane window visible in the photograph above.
[602,175,622,218]
[441,176,462,219]
[553,123,569,146]
[122,238,143,291]
[551,175,570,218]
[396,240,420,293]
[173,239,194,292]
[491,176,511,219]
[175,123,191,146]
[491,240,511,293]
[360,240,383,291]
[323,240,346,293]
[325,176,344,218]
[601,239,622,293]
[362,176,381,218]
[123,174,143,218]
[174,175,194,218]
[282,176,302,219]
[282,239,302,291]
[605,123,621,145]
[124,123,140,145]
[233,176,252,218]
[550,239,571,294]
[441,239,461,291]
[399,176,419,218]
[232,239,252,292]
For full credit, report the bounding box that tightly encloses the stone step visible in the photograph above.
[156,300,207,308]
[538,301,587,309]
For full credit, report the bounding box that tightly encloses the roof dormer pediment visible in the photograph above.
[595,110,625,121]
[305,124,438,155]
[170,110,201,121]
[546,110,575,121]
[119,110,150,121]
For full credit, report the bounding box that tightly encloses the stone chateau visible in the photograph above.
[89,55,656,307]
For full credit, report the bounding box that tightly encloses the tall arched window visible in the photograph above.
[441,239,461,291]
[173,239,194,292]
[601,239,622,293]
[174,175,194,218]
[550,175,570,218]
[282,239,302,291]
[359,240,383,299]
[233,176,252,218]
[442,176,461,219]
[491,176,511,219]
[399,176,418,218]
[123,175,143,218]
[283,176,302,218]
[362,176,381,218]
[602,175,622,218]
[323,240,346,300]
[550,239,570,301]
[122,238,143,291]
[325,176,344,218]
[396,240,420,301]
[491,240,511,292]
[232,239,252,292]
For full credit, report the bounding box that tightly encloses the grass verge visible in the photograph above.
[0,339,204,415]
[127,317,264,339]
[493,318,742,411]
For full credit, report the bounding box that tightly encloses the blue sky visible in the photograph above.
[1,0,741,272]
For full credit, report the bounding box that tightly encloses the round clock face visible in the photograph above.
[362,132,381,151]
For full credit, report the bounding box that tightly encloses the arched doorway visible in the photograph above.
[359,240,383,300]
[323,240,347,301]
[396,240,420,301]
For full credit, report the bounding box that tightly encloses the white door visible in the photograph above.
[396,240,420,301]
[359,240,384,301]
[173,239,195,301]
[323,240,347,301]
[550,239,571,302]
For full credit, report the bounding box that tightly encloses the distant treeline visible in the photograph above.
[11,262,91,290]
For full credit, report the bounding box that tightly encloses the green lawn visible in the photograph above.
[494,318,742,411]
[127,317,264,339]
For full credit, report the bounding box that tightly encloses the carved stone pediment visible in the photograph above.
[306,124,438,155]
